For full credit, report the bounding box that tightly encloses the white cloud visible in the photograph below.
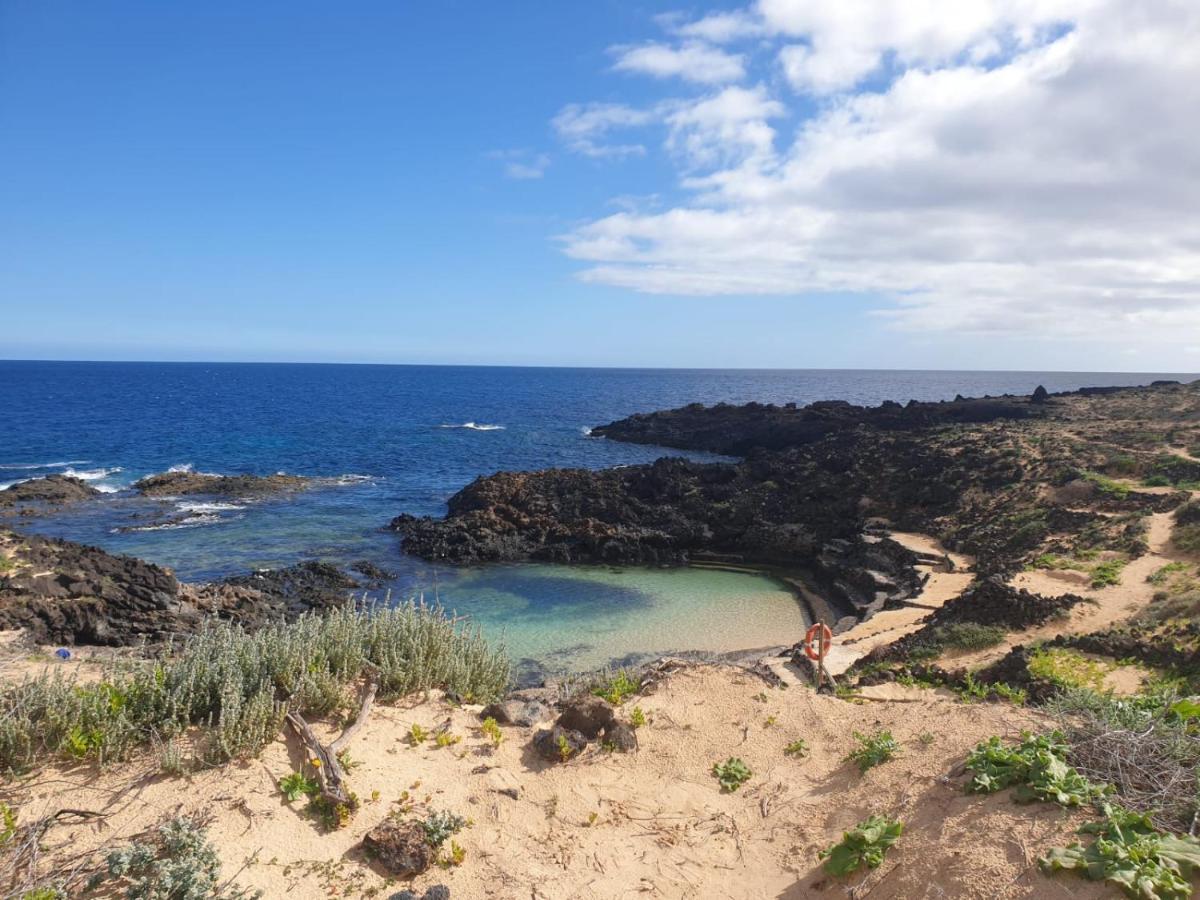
[672,10,766,43]
[491,150,550,180]
[612,41,746,84]
[551,103,655,158]
[664,87,784,170]
[554,0,1200,348]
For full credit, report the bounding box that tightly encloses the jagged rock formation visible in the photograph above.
[0,528,362,646]
[0,475,100,512]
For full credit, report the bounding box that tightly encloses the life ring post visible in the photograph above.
[803,622,835,691]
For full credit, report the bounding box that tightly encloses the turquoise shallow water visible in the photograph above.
[428,564,809,679]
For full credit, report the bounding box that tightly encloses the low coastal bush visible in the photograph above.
[0,601,509,773]
[1046,686,1200,832]
[819,815,902,876]
[1083,471,1132,499]
[1090,559,1126,588]
[591,670,640,705]
[847,730,900,772]
[92,815,259,899]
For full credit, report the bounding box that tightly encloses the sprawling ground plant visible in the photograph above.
[711,757,752,792]
[965,731,1108,806]
[1042,805,1200,900]
[819,815,903,876]
[847,730,900,773]
[0,600,509,772]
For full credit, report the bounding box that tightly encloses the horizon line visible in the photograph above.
[2,357,1199,377]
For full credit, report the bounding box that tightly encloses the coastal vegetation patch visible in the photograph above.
[0,602,509,773]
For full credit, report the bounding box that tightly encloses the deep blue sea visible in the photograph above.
[3,362,1194,674]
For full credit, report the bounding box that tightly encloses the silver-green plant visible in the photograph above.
[0,598,509,772]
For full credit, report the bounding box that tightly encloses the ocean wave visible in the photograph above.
[0,459,90,470]
[580,426,593,436]
[167,463,193,473]
[63,466,123,482]
[437,422,506,431]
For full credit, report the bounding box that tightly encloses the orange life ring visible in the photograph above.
[804,623,833,661]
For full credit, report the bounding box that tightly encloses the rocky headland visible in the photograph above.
[394,380,1200,630]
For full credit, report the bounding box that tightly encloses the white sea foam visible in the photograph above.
[175,501,246,513]
[580,426,593,436]
[63,467,123,482]
[167,463,193,473]
[0,459,90,470]
[115,512,238,533]
[438,422,505,431]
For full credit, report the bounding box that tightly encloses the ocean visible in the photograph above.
[2,361,1193,674]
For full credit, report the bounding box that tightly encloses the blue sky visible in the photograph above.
[2,0,1198,370]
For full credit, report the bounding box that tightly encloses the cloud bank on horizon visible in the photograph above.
[553,0,1200,349]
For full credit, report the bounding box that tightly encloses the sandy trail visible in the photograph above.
[824,532,973,676]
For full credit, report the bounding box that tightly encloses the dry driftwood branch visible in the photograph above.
[285,675,378,813]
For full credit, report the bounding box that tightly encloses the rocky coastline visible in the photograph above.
[393,380,1200,629]
[3,379,1198,653]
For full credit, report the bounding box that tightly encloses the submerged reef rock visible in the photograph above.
[0,475,100,513]
[132,470,310,497]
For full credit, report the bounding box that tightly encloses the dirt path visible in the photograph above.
[824,532,974,676]
[947,508,1181,671]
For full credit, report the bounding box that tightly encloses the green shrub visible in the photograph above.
[847,730,900,772]
[1090,559,1126,588]
[628,707,646,729]
[0,601,509,773]
[934,623,1007,651]
[819,815,903,876]
[1041,805,1200,900]
[1172,523,1200,555]
[1147,562,1191,585]
[784,739,809,757]
[1083,472,1131,499]
[712,757,752,792]
[279,771,319,802]
[591,670,640,705]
